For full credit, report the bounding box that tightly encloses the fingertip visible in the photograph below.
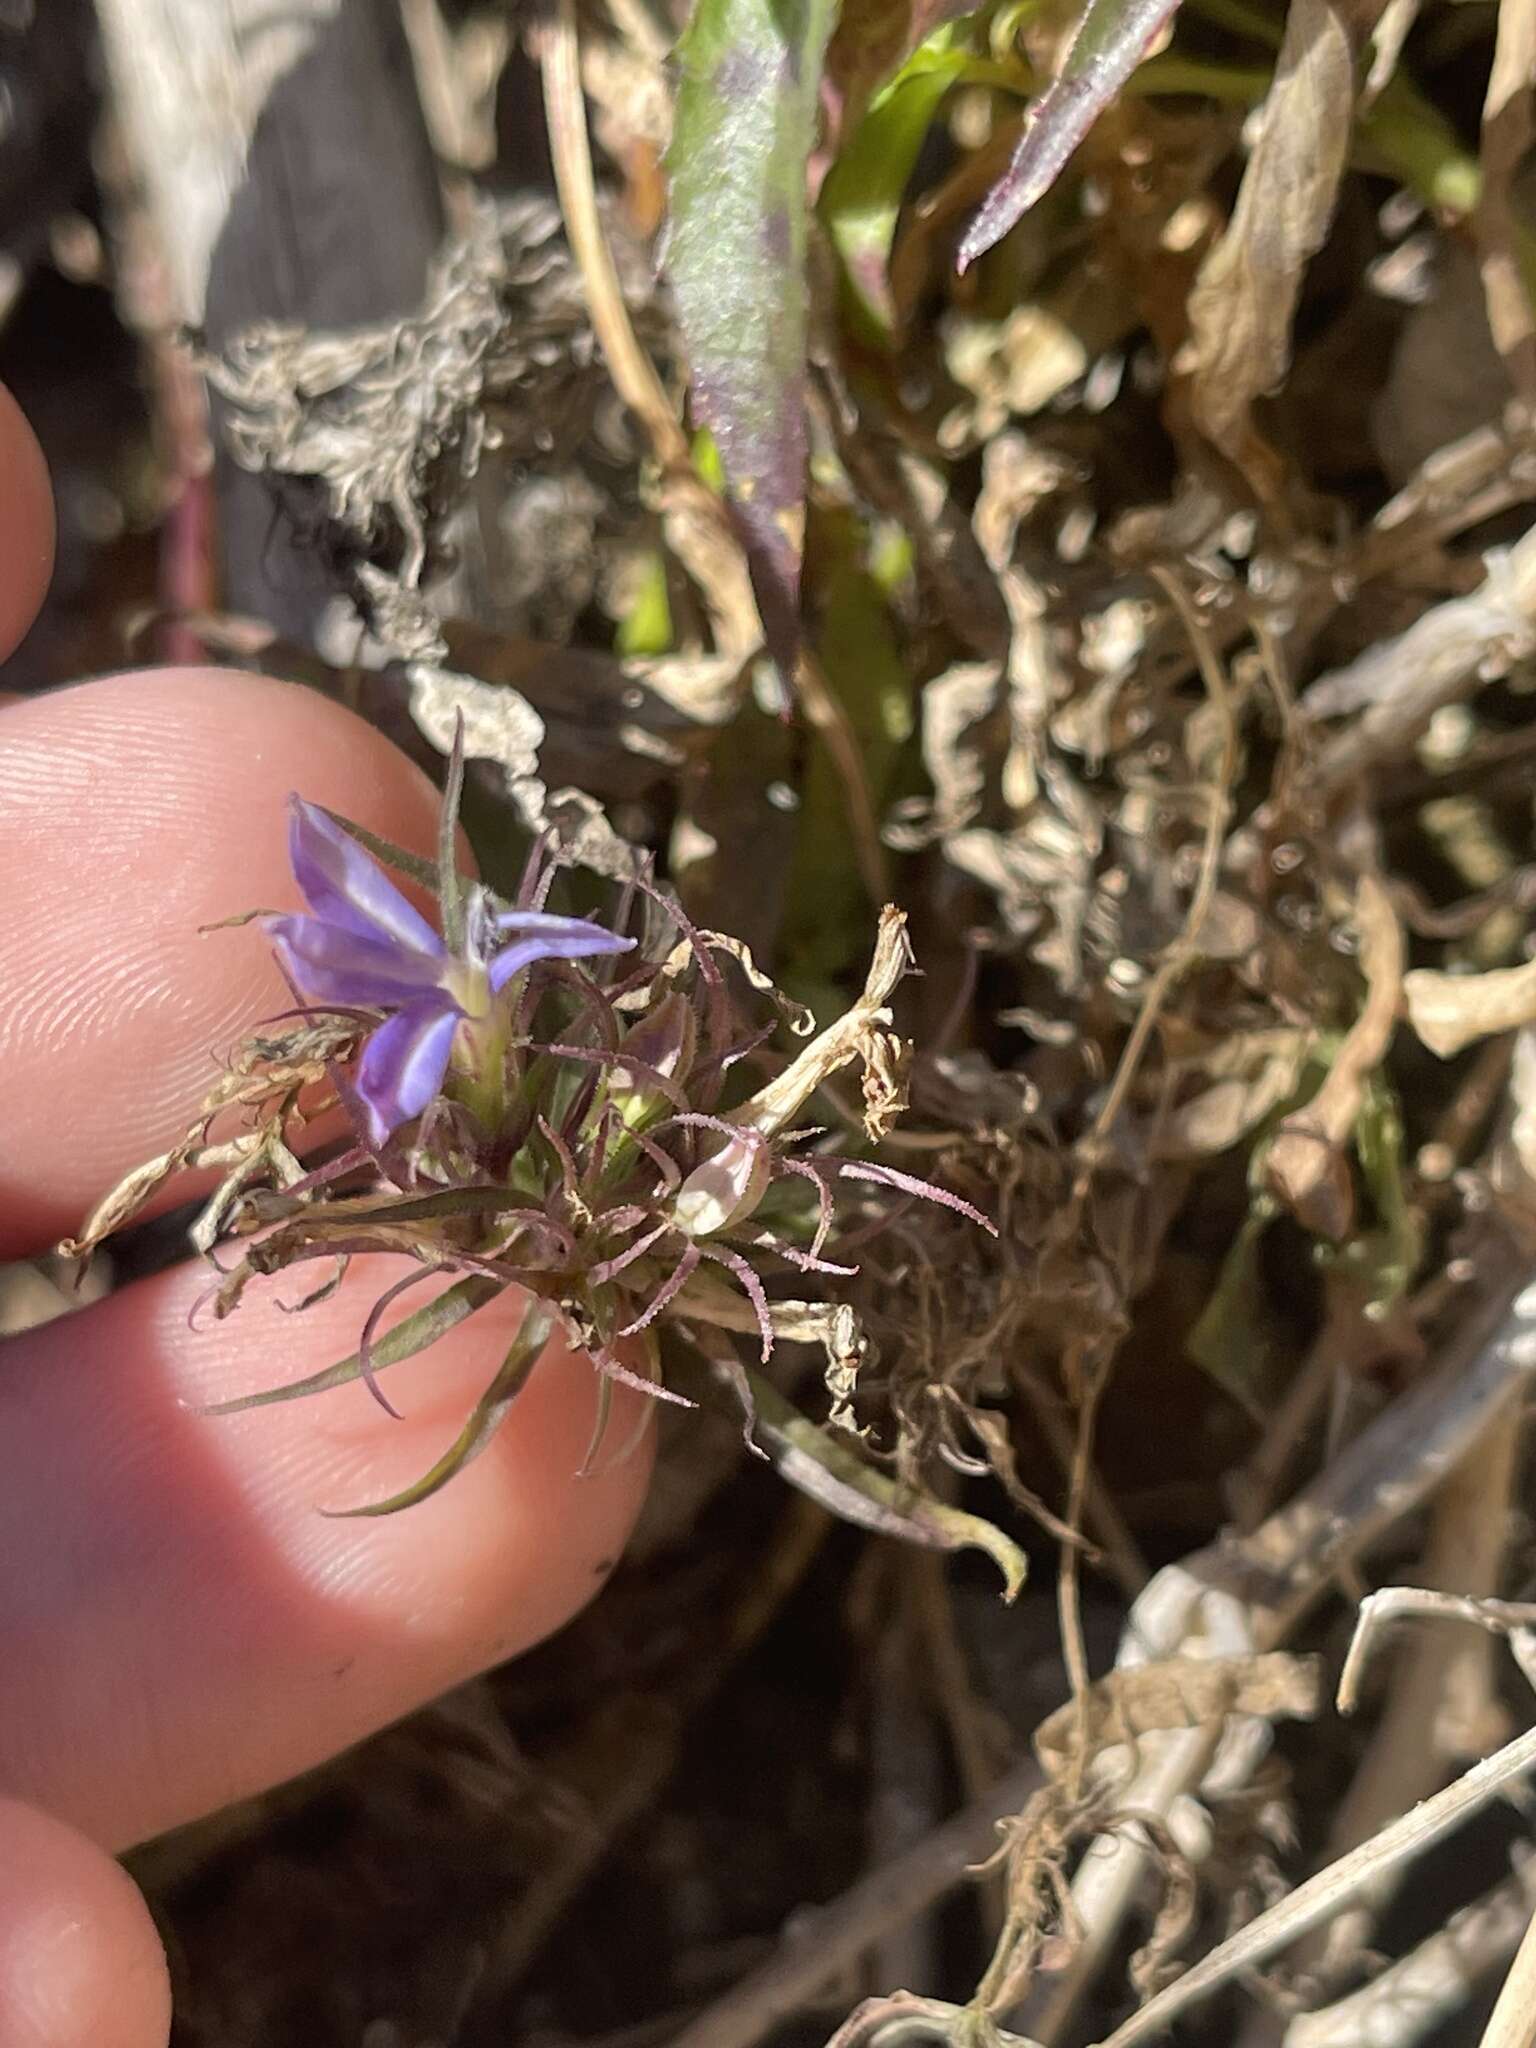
[0,1260,654,1846]
[0,384,55,663]
[0,1800,170,2048]
[0,668,447,1252]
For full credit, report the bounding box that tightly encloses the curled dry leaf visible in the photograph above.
[1475,0,1536,404]
[723,905,916,1144]
[742,1363,1030,1597]
[1264,873,1403,1236]
[59,1022,356,1261]
[1184,0,1366,507]
[1032,1653,1323,1782]
[410,663,643,881]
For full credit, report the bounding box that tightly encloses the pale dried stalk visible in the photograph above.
[824,1991,1041,2048]
[1027,1266,1536,2044]
[1284,1859,1536,2048]
[1306,523,1536,790]
[1476,0,1536,403]
[1096,1722,1536,2048]
[1300,1425,1520,1982]
[1481,1899,1536,2048]
[535,0,756,658]
[1337,1587,1536,1715]
[669,1756,1047,2048]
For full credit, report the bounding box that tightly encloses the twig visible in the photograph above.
[823,1990,1042,2048]
[1338,1586,1536,1716]
[667,1757,1047,2048]
[1225,1315,1347,1532]
[1017,1372,1149,1601]
[464,1498,830,2022]
[908,1551,1010,1943]
[1298,1427,1521,1985]
[1481,1895,1536,2048]
[1024,1261,1536,2043]
[1306,522,1536,792]
[536,0,758,659]
[1073,568,1238,1195]
[1095,1723,1536,2048]
[1474,0,1536,404]
[1284,1858,1536,2048]
[792,648,893,906]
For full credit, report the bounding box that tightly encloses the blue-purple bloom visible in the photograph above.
[264,797,634,1147]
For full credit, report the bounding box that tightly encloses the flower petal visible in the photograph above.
[353,998,461,1146]
[288,797,445,959]
[493,910,634,942]
[487,923,637,993]
[263,914,449,1008]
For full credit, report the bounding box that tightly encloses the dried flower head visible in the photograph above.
[65,727,1020,1584]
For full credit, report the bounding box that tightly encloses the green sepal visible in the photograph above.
[203,1274,504,1414]
[743,1369,1028,1598]
[324,1297,557,1518]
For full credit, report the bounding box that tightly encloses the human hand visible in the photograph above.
[0,384,653,2046]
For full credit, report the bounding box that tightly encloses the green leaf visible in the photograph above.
[745,1369,1028,1597]
[1323,1071,1423,1314]
[326,1298,557,1518]
[958,0,1186,267]
[1186,1195,1282,1417]
[779,504,915,1004]
[204,1274,503,1414]
[821,43,973,342]
[615,550,675,656]
[667,0,840,669]
[437,711,468,953]
[825,0,980,130]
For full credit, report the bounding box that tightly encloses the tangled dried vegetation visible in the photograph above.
[15,0,1536,2038]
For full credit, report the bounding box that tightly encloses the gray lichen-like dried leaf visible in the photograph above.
[1032,1653,1322,1782]
[409,662,644,881]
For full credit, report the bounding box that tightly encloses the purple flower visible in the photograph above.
[264,798,634,1147]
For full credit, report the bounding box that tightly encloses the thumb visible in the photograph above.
[0,1799,170,2047]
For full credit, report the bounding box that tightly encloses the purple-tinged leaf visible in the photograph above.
[589,1346,698,1406]
[203,1274,503,1414]
[956,0,1185,270]
[588,1221,673,1287]
[752,1229,858,1277]
[742,1368,1028,1595]
[835,1158,998,1234]
[353,1268,438,1419]
[666,0,839,672]
[618,1243,701,1336]
[778,1153,836,1257]
[698,1241,777,1361]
